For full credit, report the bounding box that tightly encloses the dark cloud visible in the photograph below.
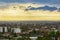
[58,8,60,11]
[27,6,58,11]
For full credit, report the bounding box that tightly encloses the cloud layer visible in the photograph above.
[0,3,59,16]
[0,3,59,21]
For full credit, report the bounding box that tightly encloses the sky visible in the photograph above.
[0,0,60,21]
[0,0,60,8]
[0,0,60,5]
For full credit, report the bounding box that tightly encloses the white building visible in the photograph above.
[0,27,8,32]
[4,27,8,32]
[13,28,21,33]
[0,27,3,32]
[0,27,21,33]
[30,37,37,40]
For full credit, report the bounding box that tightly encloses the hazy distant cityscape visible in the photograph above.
[0,21,59,40]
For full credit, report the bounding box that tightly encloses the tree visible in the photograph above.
[2,27,5,34]
[37,36,42,40]
[13,33,17,37]
[42,36,52,40]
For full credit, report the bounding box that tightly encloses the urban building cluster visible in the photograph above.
[0,21,60,40]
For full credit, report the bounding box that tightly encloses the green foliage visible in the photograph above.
[13,33,17,37]
[18,36,31,40]
[37,36,42,40]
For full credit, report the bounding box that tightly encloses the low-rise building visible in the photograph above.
[13,27,21,33]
